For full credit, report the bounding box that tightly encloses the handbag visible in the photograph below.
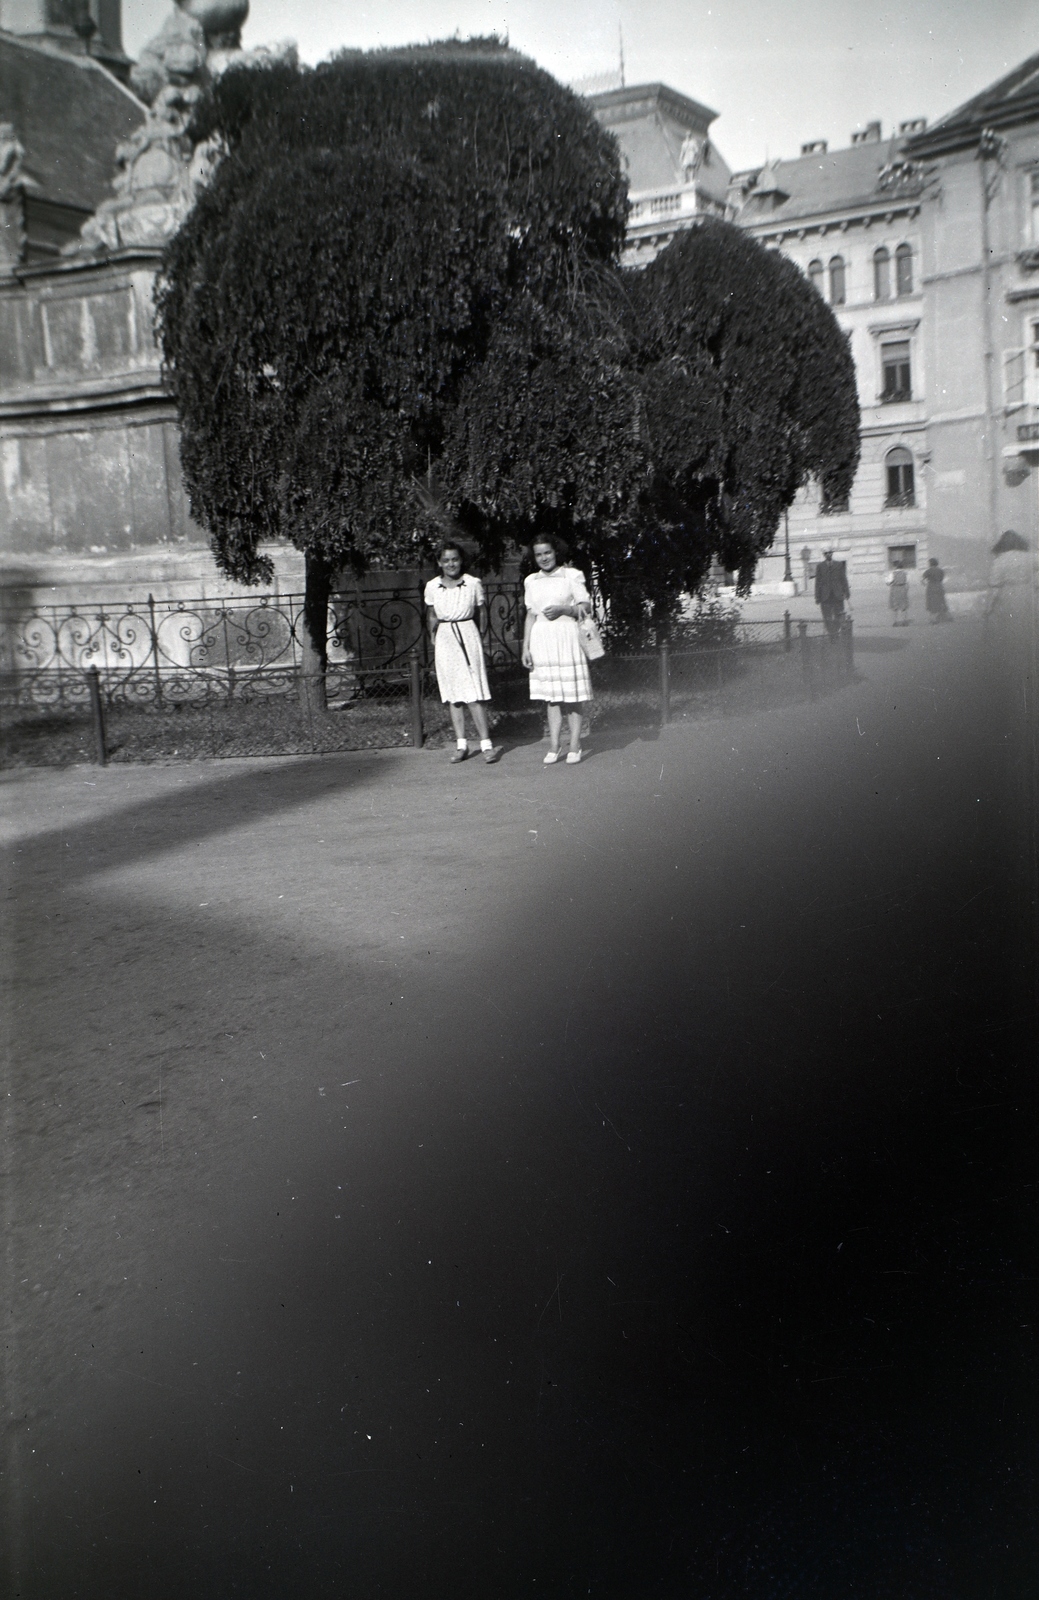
[578,614,605,661]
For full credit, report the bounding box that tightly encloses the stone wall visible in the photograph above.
[0,245,306,603]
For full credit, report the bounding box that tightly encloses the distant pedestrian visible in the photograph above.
[921,558,949,623]
[424,542,502,764]
[984,529,1038,648]
[886,565,910,625]
[521,535,593,765]
[814,546,850,637]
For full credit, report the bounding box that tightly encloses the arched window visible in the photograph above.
[807,258,824,292]
[885,446,915,507]
[873,246,890,301]
[895,242,913,296]
[828,255,846,305]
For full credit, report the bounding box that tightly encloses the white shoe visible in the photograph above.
[566,750,583,764]
[543,750,560,765]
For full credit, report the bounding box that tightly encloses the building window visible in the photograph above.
[895,243,913,295]
[828,255,846,305]
[819,490,850,515]
[888,544,917,569]
[885,447,915,507]
[807,258,824,292]
[881,339,912,402]
[1030,171,1039,243]
[873,246,891,301]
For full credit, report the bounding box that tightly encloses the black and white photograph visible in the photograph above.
[1,1,1036,1594]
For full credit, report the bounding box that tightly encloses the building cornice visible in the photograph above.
[744,203,922,244]
[0,246,164,290]
[867,317,921,338]
[588,81,718,131]
[0,369,166,421]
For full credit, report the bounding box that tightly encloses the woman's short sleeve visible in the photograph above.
[471,576,486,608]
[569,568,591,604]
[423,578,438,606]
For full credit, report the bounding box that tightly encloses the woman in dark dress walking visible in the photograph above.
[921,558,949,623]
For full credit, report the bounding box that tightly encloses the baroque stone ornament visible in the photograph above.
[72,0,296,253]
[0,123,27,199]
[0,122,40,266]
[679,132,704,182]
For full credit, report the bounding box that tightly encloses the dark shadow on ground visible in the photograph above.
[3,625,1035,1599]
[0,750,411,891]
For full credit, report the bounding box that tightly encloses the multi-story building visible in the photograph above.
[730,124,931,585]
[592,56,1039,590]
[905,55,1039,581]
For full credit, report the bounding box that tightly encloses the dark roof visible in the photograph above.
[0,33,144,212]
[907,51,1039,156]
[737,135,922,227]
[589,82,719,132]
[588,83,729,203]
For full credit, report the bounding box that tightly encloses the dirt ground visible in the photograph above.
[2,603,1036,1598]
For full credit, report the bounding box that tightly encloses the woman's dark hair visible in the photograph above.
[991,529,1029,556]
[529,533,570,562]
[436,540,468,571]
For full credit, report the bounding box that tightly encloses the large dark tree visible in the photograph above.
[155,40,628,708]
[592,220,861,636]
[158,45,859,695]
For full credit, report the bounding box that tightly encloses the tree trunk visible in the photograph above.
[300,549,332,718]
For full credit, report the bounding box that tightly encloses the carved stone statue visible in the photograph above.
[0,123,27,200]
[0,122,39,267]
[72,0,296,253]
[680,132,704,181]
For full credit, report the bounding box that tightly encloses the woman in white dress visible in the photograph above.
[424,543,501,764]
[521,535,593,765]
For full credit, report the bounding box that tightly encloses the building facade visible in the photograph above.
[0,0,295,605]
[586,83,731,266]
[906,56,1039,582]
[730,126,931,585]
[593,59,1039,590]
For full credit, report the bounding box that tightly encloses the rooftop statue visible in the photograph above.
[72,0,295,253]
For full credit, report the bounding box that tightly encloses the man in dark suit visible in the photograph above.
[814,547,851,637]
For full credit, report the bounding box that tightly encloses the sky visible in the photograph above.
[121,0,1039,173]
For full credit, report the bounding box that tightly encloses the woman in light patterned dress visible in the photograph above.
[521,535,593,765]
[424,542,502,764]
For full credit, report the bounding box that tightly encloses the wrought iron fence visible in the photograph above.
[0,579,527,716]
[0,592,853,766]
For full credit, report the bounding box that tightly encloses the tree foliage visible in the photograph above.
[593,221,861,628]
[156,41,627,587]
[156,42,860,678]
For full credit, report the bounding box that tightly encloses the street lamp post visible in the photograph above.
[783,509,793,585]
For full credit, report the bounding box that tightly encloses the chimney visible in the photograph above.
[898,117,927,135]
[851,121,882,145]
[800,139,828,156]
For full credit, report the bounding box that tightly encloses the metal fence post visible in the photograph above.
[147,593,163,708]
[86,665,107,765]
[408,651,424,748]
[798,620,810,692]
[659,636,670,725]
[784,610,792,652]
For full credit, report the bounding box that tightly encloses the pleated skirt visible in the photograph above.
[528,614,592,704]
